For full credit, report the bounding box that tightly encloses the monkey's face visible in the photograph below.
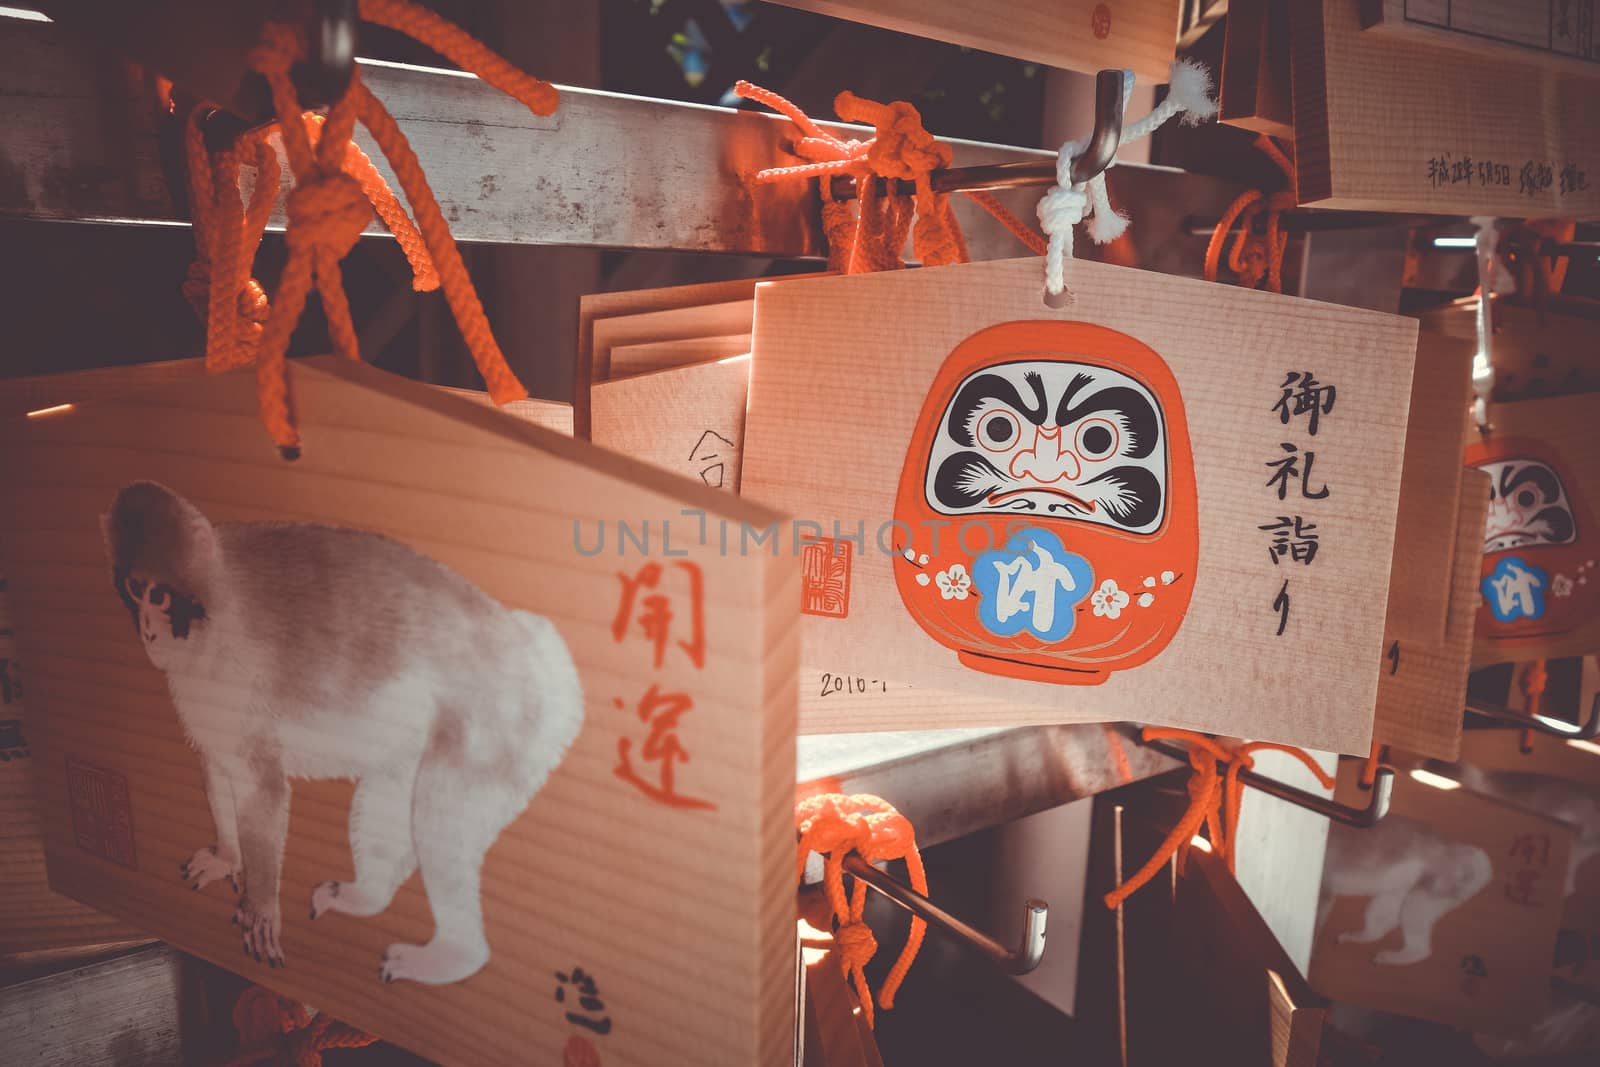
[104,481,217,673]
[116,568,207,670]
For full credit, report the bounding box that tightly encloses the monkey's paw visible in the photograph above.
[232,896,285,968]
[1371,947,1427,967]
[379,939,489,985]
[180,845,240,893]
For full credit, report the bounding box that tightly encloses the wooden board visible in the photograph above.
[1311,759,1571,1033]
[576,277,779,440]
[1416,297,1600,403]
[610,335,752,380]
[742,256,1419,753]
[763,0,1179,82]
[1172,848,1325,1067]
[0,357,798,1067]
[591,356,752,493]
[1292,0,1600,215]
[1371,468,1489,761]
[1467,394,1600,666]
[1220,0,1295,138]
[0,943,182,1065]
[1385,328,1473,644]
[1361,0,1600,76]
[434,387,574,436]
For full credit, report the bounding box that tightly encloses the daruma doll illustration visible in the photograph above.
[892,321,1198,685]
[1466,435,1598,646]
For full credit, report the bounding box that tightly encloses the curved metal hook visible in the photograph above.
[1068,68,1126,184]
[1466,693,1600,742]
[1143,737,1393,829]
[841,853,1048,975]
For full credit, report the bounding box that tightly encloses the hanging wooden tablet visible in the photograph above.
[761,0,1178,81]
[1415,297,1600,403]
[591,356,753,493]
[1371,468,1489,761]
[1170,848,1326,1067]
[1309,759,1572,1033]
[1292,0,1600,216]
[1360,0,1600,75]
[0,357,798,1067]
[1466,394,1600,665]
[1219,0,1294,138]
[1456,724,1600,931]
[741,256,1419,752]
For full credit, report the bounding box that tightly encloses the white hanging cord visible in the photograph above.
[1470,216,1498,435]
[1037,60,1218,300]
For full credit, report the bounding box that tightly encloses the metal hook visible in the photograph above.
[840,854,1048,976]
[1465,692,1600,741]
[302,0,358,107]
[1141,737,1394,828]
[824,68,1126,202]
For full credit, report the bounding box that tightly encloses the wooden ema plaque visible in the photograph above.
[1293,0,1600,216]
[1219,0,1294,139]
[1371,468,1489,761]
[761,0,1179,82]
[742,256,1419,753]
[1311,760,1572,1033]
[1361,0,1600,76]
[0,358,797,1067]
[1467,394,1600,666]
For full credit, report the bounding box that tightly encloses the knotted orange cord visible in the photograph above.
[222,985,378,1066]
[796,793,928,1029]
[1359,740,1388,790]
[182,0,556,455]
[1204,134,1296,293]
[1104,727,1335,910]
[734,81,1046,272]
[1518,659,1549,753]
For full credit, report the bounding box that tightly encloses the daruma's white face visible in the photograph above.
[1479,457,1577,554]
[922,359,1168,535]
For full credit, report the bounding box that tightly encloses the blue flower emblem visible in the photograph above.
[1481,555,1547,623]
[972,528,1094,642]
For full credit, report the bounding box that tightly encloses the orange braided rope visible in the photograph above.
[222,985,378,1066]
[1519,659,1549,753]
[183,0,555,455]
[1204,134,1296,293]
[796,793,928,1030]
[1359,740,1388,790]
[1104,727,1335,910]
[734,81,1046,270]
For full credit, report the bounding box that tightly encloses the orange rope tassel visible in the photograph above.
[796,793,928,1029]
[1105,728,1335,910]
[1204,134,1296,293]
[181,0,555,455]
[222,985,378,1066]
[734,81,1046,270]
[1519,659,1549,753]
[1359,741,1388,790]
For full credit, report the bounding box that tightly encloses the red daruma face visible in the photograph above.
[892,321,1198,685]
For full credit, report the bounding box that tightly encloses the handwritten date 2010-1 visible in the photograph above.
[818,672,892,697]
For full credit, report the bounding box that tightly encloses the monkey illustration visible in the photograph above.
[1317,816,1492,967]
[104,482,583,985]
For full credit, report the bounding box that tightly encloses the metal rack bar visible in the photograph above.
[0,17,1249,265]
[841,853,1048,976]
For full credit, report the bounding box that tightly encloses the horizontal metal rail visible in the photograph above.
[0,16,1248,265]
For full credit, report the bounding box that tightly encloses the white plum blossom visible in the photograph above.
[1160,570,1176,585]
[1091,578,1131,619]
[1137,592,1154,608]
[1553,573,1574,598]
[936,563,972,600]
